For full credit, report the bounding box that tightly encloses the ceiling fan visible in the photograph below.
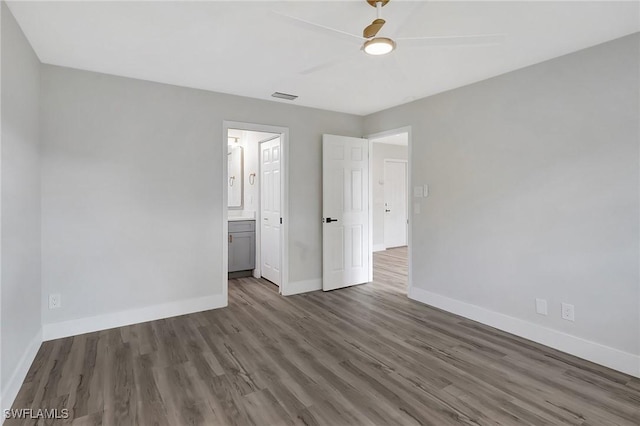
[362,0,396,54]
[275,0,506,74]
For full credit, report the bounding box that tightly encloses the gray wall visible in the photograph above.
[371,143,408,249]
[364,34,640,355]
[1,1,42,397]
[40,65,362,325]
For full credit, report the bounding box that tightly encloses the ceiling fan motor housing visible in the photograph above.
[366,0,389,7]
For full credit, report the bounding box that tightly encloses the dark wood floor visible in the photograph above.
[9,247,640,425]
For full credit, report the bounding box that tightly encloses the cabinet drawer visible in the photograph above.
[229,220,255,233]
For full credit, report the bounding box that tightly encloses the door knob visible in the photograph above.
[385,209,391,212]
[325,217,338,223]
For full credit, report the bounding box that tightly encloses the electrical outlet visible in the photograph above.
[49,293,61,309]
[561,303,575,321]
[535,298,548,315]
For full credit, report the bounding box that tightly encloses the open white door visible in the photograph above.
[384,160,408,248]
[322,134,370,291]
[261,136,281,286]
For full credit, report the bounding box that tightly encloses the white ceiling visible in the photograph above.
[7,1,639,116]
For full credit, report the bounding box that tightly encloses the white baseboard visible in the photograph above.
[43,294,227,341]
[408,287,640,378]
[373,244,386,252]
[1,329,43,414]
[283,278,322,296]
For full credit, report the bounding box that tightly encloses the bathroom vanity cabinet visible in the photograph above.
[228,220,255,276]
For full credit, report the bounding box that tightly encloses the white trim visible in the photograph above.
[221,125,229,304]
[1,329,42,414]
[409,286,640,378]
[367,126,413,293]
[223,121,289,296]
[407,127,412,295]
[0,3,4,415]
[283,278,322,296]
[42,294,226,341]
[367,138,373,282]
[373,244,386,252]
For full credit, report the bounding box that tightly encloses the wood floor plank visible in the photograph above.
[72,335,98,419]
[103,342,136,426]
[9,247,639,425]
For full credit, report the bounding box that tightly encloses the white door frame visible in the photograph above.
[222,121,290,300]
[367,126,413,293]
[383,158,408,249]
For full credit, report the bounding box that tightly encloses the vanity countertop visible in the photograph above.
[228,216,255,222]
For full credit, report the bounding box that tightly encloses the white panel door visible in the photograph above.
[384,160,408,248]
[260,137,281,286]
[322,134,370,291]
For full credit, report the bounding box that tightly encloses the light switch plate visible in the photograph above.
[423,184,429,198]
[535,298,548,315]
[413,186,424,198]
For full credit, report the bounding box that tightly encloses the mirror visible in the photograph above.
[228,145,243,209]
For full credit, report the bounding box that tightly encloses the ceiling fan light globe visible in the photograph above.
[363,37,396,55]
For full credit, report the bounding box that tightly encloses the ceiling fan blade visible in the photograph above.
[271,11,363,43]
[299,53,356,75]
[388,1,429,38]
[396,33,507,47]
[363,18,385,39]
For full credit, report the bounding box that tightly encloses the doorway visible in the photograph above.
[222,121,289,300]
[368,128,411,294]
[320,129,411,294]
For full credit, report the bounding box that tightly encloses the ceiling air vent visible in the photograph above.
[272,92,298,101]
